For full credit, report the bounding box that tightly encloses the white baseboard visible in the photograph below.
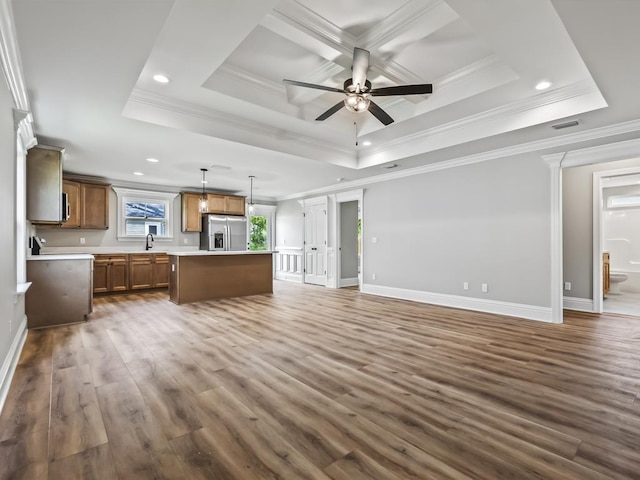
[275,272,303,283]
[340,277,359,287]
[563,296,594,312]
[0,315,28,416]
[361,284,554,323]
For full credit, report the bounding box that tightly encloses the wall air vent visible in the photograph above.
[552,120,580,130]
[381,163,398,169]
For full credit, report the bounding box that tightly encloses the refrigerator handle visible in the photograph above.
[225,224,230,251]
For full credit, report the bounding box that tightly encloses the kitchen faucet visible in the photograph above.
[145,233,154,250]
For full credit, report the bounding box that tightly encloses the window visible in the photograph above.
[113,188,178,240]
[607,194,640,208]
[248,205,276,251]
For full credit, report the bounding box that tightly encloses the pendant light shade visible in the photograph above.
[199,168,208,213]
[248,175,255,214]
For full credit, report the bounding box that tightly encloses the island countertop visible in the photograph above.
[167,250,276,257]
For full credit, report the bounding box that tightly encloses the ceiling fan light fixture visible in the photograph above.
[344,94,370,113]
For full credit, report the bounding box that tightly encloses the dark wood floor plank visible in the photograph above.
[126,357,206,439]
[194,386,332,479]
[49,364,107,461]
[95,378,186,479]
[48,443,118,480]
[324,449,405,480]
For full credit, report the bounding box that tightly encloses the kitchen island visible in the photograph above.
[168,251,275,304]
[26,254,94,328]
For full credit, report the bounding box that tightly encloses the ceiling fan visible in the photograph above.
[283,47,432,126]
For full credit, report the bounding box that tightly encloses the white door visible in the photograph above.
[304,202,327,286]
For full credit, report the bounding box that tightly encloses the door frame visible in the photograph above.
[545,137,640,323]
[331,189,364,290]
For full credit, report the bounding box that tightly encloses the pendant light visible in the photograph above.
[199,168,208,213]
[248,175,255,214]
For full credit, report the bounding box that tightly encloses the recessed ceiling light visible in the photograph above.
[146,157,159,163]
[535,80,552,91]
[362,141,372,146]
[201,180,208,184]
[133,171,144,176]
[153,74,170,84]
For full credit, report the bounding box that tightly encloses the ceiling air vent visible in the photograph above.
[552,120,580,130]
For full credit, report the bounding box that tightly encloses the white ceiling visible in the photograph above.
[10,0,640,200]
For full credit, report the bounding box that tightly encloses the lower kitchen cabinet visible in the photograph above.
[94,253,169,293]
[130,253,169,289]
[93,254,129,293]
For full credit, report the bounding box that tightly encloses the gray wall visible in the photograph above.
[340,201,359,280]
[563,157,640,299]
[363,153,551,306]
[36,189,200,250]
[275,199,303,248]
[0,63,24,406]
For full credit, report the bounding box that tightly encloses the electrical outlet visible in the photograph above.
[79,237,85,244]
[564,282,571,291]
[372,273,376,280]
[481,283,488,293]
[183,238,188,244]
[372,237,378,244]
[463,282,469,290]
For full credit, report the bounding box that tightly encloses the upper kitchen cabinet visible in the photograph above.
[207,193,246,216]
[27,146,65,224]
[181,192,203,232]
[61,178,110,229]
[181,192,246,232]
[81,182,109,229]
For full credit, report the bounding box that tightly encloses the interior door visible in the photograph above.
[304,202,327,286]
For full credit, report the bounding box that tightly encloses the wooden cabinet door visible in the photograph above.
[129,254,153,290]
[225,195,246,215]
[153,254,170,288]
[181,193,203,232]
[81,183,109,229]
[207,194,226,214]
[93,256,110,293]
[62,180,81,228]
[109,255,129,291]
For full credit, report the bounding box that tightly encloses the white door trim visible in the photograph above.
[544,137,640,323]
[333,189,364,290]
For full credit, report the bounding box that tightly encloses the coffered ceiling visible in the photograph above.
[11,0,640,199]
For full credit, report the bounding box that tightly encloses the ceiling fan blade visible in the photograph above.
[368,100,394,126]
[283,79,344,93]
[370,84,433,96]
[351,47,370,89]
[315,101,345,121]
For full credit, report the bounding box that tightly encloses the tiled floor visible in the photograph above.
[603,291,640,316]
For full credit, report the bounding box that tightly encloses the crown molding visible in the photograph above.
[278,118,640,201]
[0,0,34,145]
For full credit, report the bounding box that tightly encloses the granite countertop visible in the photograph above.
[168,250,277,256]
[28,254,95,261]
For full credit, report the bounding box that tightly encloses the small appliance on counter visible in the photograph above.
[200,214,247,251]
[29,236,43,255]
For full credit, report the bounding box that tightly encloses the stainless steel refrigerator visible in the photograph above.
[200,214,247,251]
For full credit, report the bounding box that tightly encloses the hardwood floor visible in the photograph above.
[2,281,640,479]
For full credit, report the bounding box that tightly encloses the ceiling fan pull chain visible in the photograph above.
[354,121,358,146]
